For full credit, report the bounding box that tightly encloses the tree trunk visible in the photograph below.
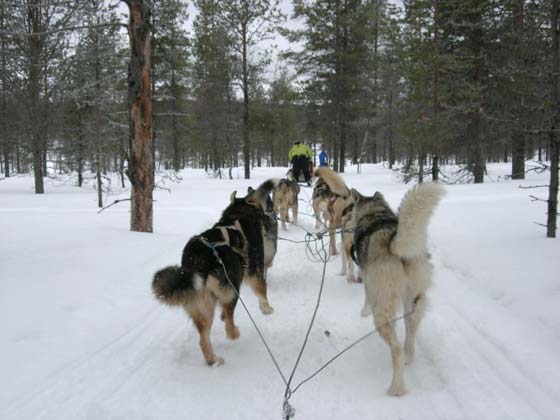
[547,0,559,238]
[511,132,525,179]
[96,167,103,208]
[432,0,440,181]
[242,23,250,179]
[511,0,525,180]
[28,1,44,193]
[126,0,153,233]
[1,3,7,178]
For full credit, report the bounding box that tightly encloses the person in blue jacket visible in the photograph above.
[319,148,329,167]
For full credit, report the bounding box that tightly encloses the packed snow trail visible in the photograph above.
[1,164,559,420]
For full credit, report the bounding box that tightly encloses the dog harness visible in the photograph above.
[350,216,398,267]
[196,223,247,263]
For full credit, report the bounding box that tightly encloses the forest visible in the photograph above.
[0,0,559,235]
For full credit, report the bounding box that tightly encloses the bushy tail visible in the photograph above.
[152,266,202,306]
[315,167,350,197]
[390,183,446,259]
[256,178,281,200]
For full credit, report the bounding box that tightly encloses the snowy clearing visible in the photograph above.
[1,163,559,420]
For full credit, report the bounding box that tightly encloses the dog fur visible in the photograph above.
[152,223,247,366]
[247,179,280,279]
[350,183,445,396]
[312,168,358,282]
[273,170,300,230]
[152,183,278,366]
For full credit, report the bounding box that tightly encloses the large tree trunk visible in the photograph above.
[1,2,8,178]
[28,0,44,193]
[511,0,525,180]
[242,23,250,179]
[432,0,440,181]
[547,0,559,238]
[126,0,153,233]
[511,132,526,179]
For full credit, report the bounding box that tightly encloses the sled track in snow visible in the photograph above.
[1,307,176,420]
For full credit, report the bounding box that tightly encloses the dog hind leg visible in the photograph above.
[374,308,407,396]
[187,297,223,366]
[220,299,240,340]
[403,291,427,365]
[247,275,274,315]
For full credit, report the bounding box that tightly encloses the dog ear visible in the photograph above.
[247,186,255,195]
[373,191,385,200]
[350,188,363,203]
[230,191,237,203]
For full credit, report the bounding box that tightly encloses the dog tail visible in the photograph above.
[152,266,203,306]
[256,178,281,198]
[315,167,350,197]
[390,183,445,259]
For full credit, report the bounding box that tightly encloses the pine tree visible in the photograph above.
[286,0,372,172]
[152,0,190,172]
[220,0,284,179]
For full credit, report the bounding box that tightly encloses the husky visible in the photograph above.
[312,168,356,281]
[340,200,360,283]
[247,179,279,280]
[152,184,277,366]
[350,183,445,396]
[152,223,247,366]
[273,170,300,230]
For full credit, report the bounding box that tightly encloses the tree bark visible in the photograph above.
[511,0,525,180]
[241,22,251,179]
[547,0,559,238]
[28,0,44,193]
[126,0,153,233]
[432,0,440,181]
[1,2,8,178]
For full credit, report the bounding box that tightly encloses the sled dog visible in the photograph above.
[350,183,445,396]
[152,183,277,366]
[273,170,300,230]
[248,179,280,279]
[312,168,358,282]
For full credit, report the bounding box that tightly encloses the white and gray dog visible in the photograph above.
[350,183,445,396]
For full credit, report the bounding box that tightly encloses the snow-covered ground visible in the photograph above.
[1,163,559,420]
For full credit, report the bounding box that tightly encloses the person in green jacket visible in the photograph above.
[288,141,313,184]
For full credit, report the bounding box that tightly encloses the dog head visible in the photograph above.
[350,188,395,223]
[230,189,260,208]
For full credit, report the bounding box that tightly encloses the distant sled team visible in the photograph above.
[152,167,445,396]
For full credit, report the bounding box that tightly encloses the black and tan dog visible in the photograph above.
[273,170,300,230]
[152,181,278,366]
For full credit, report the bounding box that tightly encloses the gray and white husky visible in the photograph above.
[350,183,445,396]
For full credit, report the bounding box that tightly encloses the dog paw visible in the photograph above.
[226,326,240,340]
[259,303,274,315]
[207,356,225,367]
[387,382,407,397]
[213,357,225,367]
